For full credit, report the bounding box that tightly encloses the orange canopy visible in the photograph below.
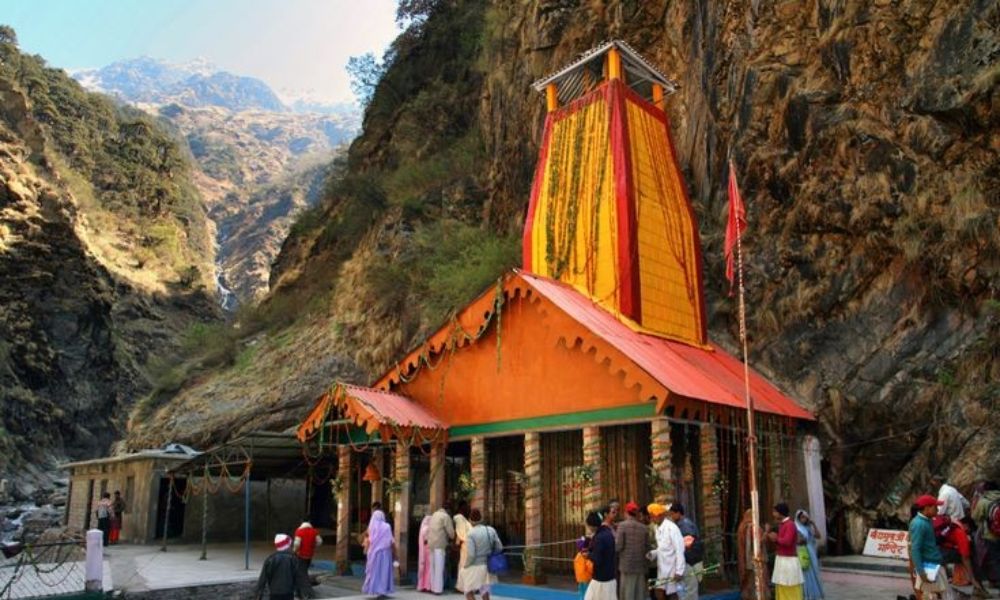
[297,382,447,443]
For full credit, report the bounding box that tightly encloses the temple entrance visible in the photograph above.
[485,435,525,550]
[540,430,583,575]
[601,422,653,507]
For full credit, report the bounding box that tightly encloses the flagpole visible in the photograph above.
[730,160,767,600]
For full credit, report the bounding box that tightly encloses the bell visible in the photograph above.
[363,462,381,482]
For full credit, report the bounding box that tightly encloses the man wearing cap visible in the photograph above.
[909,495,949,599]
[647,503,686,600]
[667,503,702,600]
[255,533,315,600]
[616,501,650,600]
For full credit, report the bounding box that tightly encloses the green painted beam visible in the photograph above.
[448,403,657,437]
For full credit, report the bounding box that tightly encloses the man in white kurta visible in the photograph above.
[648,503,686,599]
[932,475,969,521]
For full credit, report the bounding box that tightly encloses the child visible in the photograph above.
[573,535,593,600]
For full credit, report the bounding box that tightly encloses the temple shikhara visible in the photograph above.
[294,41,824,580]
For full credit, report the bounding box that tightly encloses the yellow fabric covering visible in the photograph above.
[529,92,619,307]
[626,98,704,342]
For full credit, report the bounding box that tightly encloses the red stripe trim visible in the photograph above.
[522,113,554,272]
[608,79,641,322]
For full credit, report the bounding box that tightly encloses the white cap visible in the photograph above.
[274,534,292,551]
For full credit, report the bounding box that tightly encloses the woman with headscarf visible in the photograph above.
[417,514,433,592]
[794,510,824,600]
[362,510,396,598]
[454,503,473,593]
[737,509,770,599]
[766,503,803,600]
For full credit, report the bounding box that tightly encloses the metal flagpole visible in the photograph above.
[731,160,767,600]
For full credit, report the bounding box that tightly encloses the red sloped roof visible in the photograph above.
[520,272,814,420]
[340,384,448,432]
[297,383,447,443]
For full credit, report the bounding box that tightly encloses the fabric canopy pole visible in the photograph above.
[244,473,251,570]
[200,477,209,561]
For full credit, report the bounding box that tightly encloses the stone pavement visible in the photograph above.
[103,543,928,600]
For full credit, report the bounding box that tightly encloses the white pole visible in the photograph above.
[84,529,103,592]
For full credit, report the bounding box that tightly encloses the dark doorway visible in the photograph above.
[445,441,471,506]
[155,477,186,539]
[84,479,95,531]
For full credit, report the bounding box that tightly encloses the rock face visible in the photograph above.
[160,104,349,304]
[136,0,998,552]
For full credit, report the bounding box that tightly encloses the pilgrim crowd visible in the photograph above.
[249,474,1000,600]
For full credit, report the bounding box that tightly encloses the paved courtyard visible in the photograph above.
[101,542,922,600]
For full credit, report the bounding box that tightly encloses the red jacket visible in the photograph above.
[775,519,798,557]
[295,525,320,559]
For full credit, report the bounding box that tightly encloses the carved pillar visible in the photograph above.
[393,443,411,581]
[336,445,352,575]
[429,443,446,509]
[523,432,543,584]
[371,448,384,504]
[699,424,723,568]
[470,437,487,511]
[650,418,673,503]
[582,426,603,510]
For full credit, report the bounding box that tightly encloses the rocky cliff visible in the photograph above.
[76,58,360,305]
[131,0,998,551]
[0,32,219,499]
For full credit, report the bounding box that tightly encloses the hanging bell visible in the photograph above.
[363,462,382,482]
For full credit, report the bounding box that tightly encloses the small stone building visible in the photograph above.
[62,445,197,544]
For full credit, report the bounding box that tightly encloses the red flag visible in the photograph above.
[725,160,747,295]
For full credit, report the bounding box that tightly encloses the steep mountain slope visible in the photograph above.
[131,0,998,551]
[77,58,359,304]
[0,31,219,496]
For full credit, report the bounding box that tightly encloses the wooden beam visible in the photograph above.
[652,83,665,111]
[546,83,558,112]
[607,47,623,81]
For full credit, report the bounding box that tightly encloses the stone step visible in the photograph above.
[822,555,910,577]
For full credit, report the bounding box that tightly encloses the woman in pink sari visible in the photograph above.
[363,510,396,598]
[417,515,433,591]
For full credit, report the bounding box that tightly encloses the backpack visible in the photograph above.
[988,500,1000,537]
[96,503,109,519]
[573,552,594,583]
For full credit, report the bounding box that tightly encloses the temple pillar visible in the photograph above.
[429,443,446,510]
[523,432,543,584]
[699,424,723,569]
[470,437,487,511]
[582,426,603,510]
[650,418,673,503]
[335,445,352,575]
[393,443,411,581]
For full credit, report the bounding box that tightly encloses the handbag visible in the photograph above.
[797,545,811,570]
[486,527,508,574]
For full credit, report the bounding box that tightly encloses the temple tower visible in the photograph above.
[523,41,707,346]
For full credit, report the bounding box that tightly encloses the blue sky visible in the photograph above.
[0,0,401,103]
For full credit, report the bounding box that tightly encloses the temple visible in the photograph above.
[295,41,824,582]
